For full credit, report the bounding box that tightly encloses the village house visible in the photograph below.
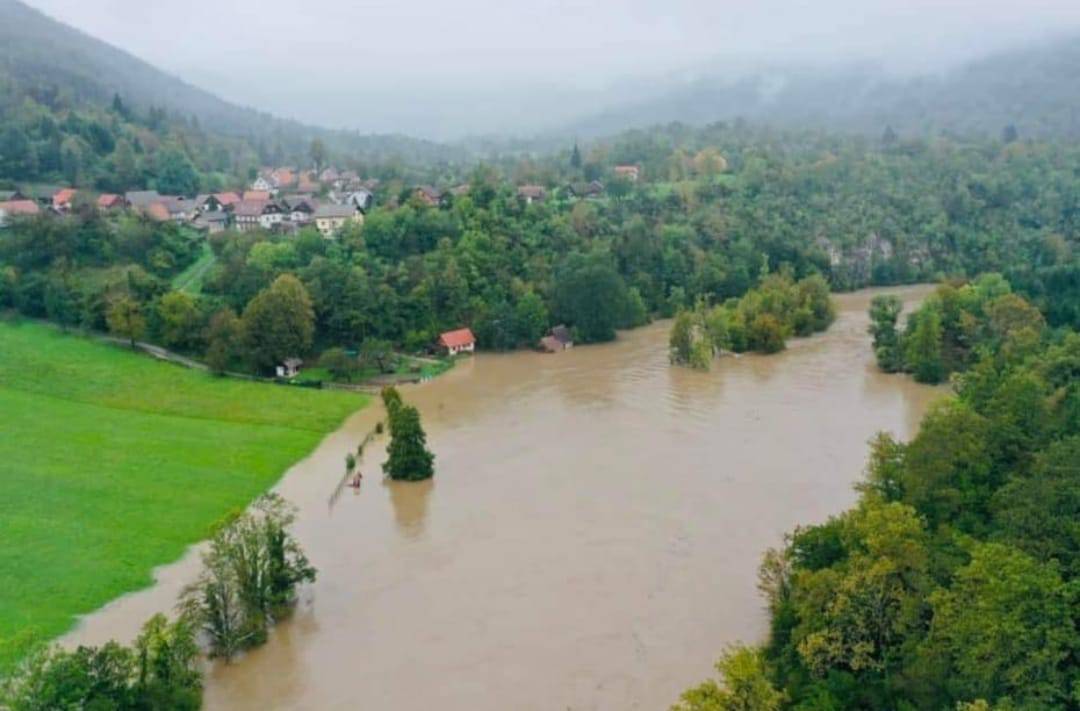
[142,202,171,222]
[51,188,78,212]
[125,190,163,210]
[342,188,374,212]
[539,324,574,353]
[243,190,271,203]
[193,210,230,234]
[438,327,476,356]
[0,199,40,227]
[517,185,547,204]
[270,168,296,190]
[296,173,319,194]
[96,194,126,211]
[568,180,605,199]
[233,200,268,232]
[193,194,223,213]
[214,192,241,209]
[159,196,194,223]
[276,358,302,378]
[613,165,641,182]
[414,185,442,207]
[282,195,317,224]
[250,176,274,193]
[313,203,361,237]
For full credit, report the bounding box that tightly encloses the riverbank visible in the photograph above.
[0,320,368,669]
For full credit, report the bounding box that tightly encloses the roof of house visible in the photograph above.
[551,325,573,344]
[125,190,162,207]
[198,210,230,223]
[517,185,546,199]
[271,168,296,186]
[233,200,270,217]
[214,192,241,206]
[96,194,124,208]
[283,357,303,368]
[416,185,442,201]
[439,328,476,348]
[614,165,640,175]
[569,180,604,196]
[0,199,41,216]
[243,190,271,202]
[159,196,190,215]
[142,203,170,222]
[52,188,77,206]
[314,204,357,219]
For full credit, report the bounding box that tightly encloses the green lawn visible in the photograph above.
[0,320,367,666]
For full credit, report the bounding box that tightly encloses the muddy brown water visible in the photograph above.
[64,285,943,710]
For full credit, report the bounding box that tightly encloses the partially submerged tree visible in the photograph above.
[181,494,315,661]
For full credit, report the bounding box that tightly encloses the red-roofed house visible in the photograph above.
[243,190,271,202]
[271,168,296,189]
[96,194,126,210]
[613,165,641,182]
[215,192,241,208]
[0,199,41,226]
[52,188,77,211]
[438,328,476,355]
[143,202,171,222]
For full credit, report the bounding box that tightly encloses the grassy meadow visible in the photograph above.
[0,320,367,667]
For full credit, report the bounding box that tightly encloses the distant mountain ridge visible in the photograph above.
[0,0,464,167]
[563,36,1080,141]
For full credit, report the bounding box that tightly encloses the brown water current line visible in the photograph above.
[62,284,945,711]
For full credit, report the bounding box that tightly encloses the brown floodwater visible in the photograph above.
[64,285,943,710]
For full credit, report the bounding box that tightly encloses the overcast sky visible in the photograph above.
[23,0,1080,138]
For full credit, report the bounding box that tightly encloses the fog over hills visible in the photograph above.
[17,0,1080,142]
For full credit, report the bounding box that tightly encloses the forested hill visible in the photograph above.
[0,0,464,181]
[566,36,1080,141]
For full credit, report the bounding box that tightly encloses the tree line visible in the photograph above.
[3,123,1079,376]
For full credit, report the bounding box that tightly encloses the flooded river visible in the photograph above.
[66,285,942,710]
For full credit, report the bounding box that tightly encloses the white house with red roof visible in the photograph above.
[438,328,476,355]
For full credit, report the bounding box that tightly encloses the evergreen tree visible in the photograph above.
[383,405,435,481]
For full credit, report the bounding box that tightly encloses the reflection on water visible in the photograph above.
[63,285,945,711]
[386,478,435,539]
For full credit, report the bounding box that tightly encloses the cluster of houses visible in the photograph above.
[0,167,376,237]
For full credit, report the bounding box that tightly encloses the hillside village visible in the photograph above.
[0,167,376,237]
[0,162,650,237]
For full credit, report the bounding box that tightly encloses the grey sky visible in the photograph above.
[23,0,1080,138]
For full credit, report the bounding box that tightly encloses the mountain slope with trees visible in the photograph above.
[0,0,466,189]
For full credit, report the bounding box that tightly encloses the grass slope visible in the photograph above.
[171,240,216,295]
[0,320,367,665]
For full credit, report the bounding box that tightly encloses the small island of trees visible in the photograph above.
[380,386,435,481]
[670,271,835,370]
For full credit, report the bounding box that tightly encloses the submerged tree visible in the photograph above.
[181,494,315,660]
[383,404,435,481]
[868,294,904,372]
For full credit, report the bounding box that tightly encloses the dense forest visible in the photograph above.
[2,120,1079,375]
[674,274,1080,709]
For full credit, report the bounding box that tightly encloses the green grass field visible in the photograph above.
[0,320,367,666]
